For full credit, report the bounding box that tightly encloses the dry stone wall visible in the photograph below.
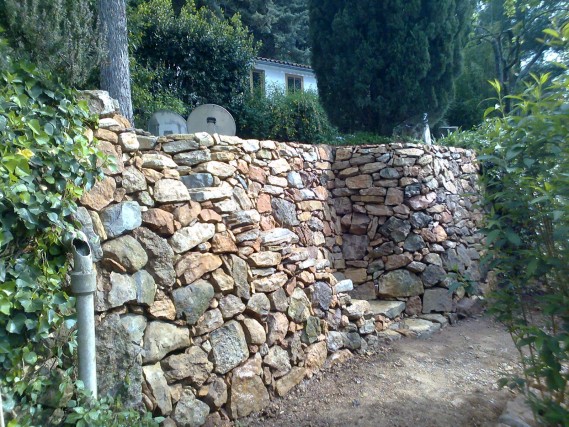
[328,144,485,315]
[77,94,484,426]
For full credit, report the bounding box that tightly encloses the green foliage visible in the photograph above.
[309,0,474,135]
[474,0,569,107]
[4,381,162,426]
[235,87,336,144]
[0,56,156,425]
[445,42,496,129]
[196,0,311,64]
[128,0,258,125]
[0,0,103,88]
[476,70,569,424]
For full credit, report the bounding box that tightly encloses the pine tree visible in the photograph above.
[309,0,473,135]
[196,0,310,64]
[0,0,103,87]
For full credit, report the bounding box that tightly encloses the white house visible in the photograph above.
[251,57,318,94]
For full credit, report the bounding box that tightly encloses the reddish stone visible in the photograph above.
[95,128,118,144]
[260,215,276,231]
[173,202,200,226]
[405,296,422,316]
[148,297,176,320]
[199,209,222,223]
[211,232,238,253]
[236,159,249,174]
[385,188,404,206]
[385,253,413,270]
[142,208,176,235]
[313,186,328,201]
[249,165,267,184]
[80,176,116,211]
[175,252,222,285]
[257,194,272,213]
[345,174,372,189]
[433,225,447,242]
[112,114,131,128]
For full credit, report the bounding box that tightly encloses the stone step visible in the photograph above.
[400,318,441,338]
[367,300,406,319]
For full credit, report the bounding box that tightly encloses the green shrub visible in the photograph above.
[235,88,337,144]
[129,0,257,126]
[0,58,160,425]
[477,73,569,425]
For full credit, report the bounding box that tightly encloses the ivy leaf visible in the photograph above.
[23,351,37,364]
[28,119,42,135]
[7,312,27,334]
[505,231,522,246]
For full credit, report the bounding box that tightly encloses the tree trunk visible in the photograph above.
[99,0,134,125]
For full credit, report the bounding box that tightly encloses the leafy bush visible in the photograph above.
[0,57,160,425]
[129,0,257,126]
[235,88,337,144]
[476,73,569,424]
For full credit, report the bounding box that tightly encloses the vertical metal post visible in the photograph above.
[0,389,5,427]
[69,233,97,398]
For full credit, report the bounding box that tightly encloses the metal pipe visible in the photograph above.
[0,389,5,427]
[69,232,97,398]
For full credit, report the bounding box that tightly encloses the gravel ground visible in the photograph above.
[238,315,522,427]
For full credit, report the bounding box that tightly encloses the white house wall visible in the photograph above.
[254,61,318,93]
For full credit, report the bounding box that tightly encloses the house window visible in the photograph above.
[286,74,303,92]
[251,69,265,93]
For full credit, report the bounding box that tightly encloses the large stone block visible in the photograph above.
[422,288,453,313]
[172,280,214,324]
[100,201,142,238]
[342,234,369,261]
[210,320,249,374]
[376,270,424,298]
[143,321,191,363]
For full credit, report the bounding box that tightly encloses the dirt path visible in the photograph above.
[239,316,521,427]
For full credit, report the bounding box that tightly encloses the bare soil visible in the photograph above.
[238,316,521,427]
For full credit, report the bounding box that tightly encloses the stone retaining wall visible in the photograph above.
[78,95,484,426]
[328,144,485,315]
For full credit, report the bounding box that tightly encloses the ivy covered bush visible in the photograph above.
[0,58,159,425]
[235,88,337,144]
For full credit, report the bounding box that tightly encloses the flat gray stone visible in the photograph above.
[210,320,249,374]
[181,173,214,189]
[368,300,406,319]
[377,270,424,298]
[142,321,191,363]
[271,198,300,228]
[169,223,215,254]
[133,270,156,305]
[133,227,176,287]
[172,280,214,325]
[102,235,148,273]
[171,390,210,427]
[100,201,142,238]
[422,288,453,313]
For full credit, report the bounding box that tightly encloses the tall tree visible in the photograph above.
[0,0,102,87]
[474,0,569,108]
[128,0,257,124]
[445,41,496,129]
[100,0,134,124]
[196,0,310,64]
[309,0,473,135]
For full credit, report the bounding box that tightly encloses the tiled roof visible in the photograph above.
[254,57,313,71]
